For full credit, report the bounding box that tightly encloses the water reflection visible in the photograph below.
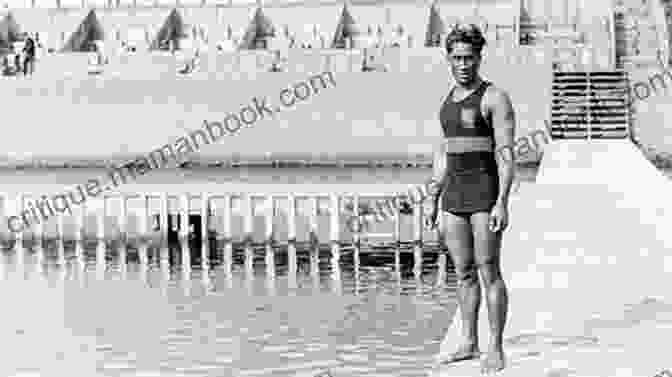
[1,237,456,377]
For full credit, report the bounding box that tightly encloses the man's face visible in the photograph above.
[447,42,481,86]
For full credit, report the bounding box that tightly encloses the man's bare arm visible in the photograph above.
[489,88,516,207]
[430,141,446,200]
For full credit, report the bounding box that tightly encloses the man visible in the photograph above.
[428,23,515,374]
[23,34,36,76]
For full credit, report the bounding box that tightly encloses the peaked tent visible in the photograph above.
[0,12,24,49]
[238,6,276,50]
[331,3,359,49]
[61,9,105,52]
[424,2,445,47]
[150,8,188,50]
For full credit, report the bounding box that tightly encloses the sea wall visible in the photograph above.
[0,47,552,166]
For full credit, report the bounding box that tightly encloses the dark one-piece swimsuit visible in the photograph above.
[438,80,499,217]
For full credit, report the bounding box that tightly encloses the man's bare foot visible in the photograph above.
[437,343,481,364]
[480,349,505,374]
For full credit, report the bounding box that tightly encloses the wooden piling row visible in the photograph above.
[0,192,437,254]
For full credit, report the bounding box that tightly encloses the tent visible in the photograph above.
[331,3,360,49]
[0,12,24,49]
[61,9,105,52]
[238,6,275,50]
[150,8,188,50]
[424,2,445,47]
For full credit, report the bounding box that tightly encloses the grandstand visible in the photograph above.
[0,0,670,165]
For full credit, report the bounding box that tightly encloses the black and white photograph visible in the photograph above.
[1,0,672,376]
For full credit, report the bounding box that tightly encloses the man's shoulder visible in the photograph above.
[484,82,509,97]
[483,83,512,106]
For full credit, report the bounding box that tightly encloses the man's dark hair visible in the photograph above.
[445,23,486,55]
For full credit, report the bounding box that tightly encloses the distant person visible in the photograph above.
[269,50,285,72]
[23,35,36,76]
[13,44,22,76]
[88,41,107,75]
[2,54,12,76]
[361,49,387,72]
[178,47,200,75]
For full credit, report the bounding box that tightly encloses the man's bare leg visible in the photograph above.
[471,212,508,373]
[439,211,482,363]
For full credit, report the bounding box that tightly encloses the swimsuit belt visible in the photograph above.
[442,137,494,154]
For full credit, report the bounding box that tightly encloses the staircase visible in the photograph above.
[613,1,667,69]
[550,71,631,139]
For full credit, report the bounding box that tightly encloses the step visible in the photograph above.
[551,122,628,127]
[551,112,628,118]
[550,133,591,139]
[551,101,629,107]
[552,71,627,76]
[551,89,628,95]
[552,83,629,89]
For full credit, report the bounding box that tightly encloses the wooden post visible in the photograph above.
[287,194,297,276]
[97,196,106,242]
[57,204,65,264]
[14,195,23,262]
[29,197,42,248]
[329,194,340,264]
[32,197,45,271]
[394,196,402,276]
[201,193,209,269]
[119,195,127,245]
[138,242,149,288]
[180,193,190,242]
[264,195,274,244]
[413,198,423,273]
[310,196,320,278]
[160,193,169,247]
[353,197,361,296]
[266,260,277,296]
[119,237,128,278]
[309,196,319,246]
[223,194,233,275]
[139,195,148,244]
[353,194,361,269]
[96,240,106,281]
[244,194,254,243]
[160,244,170,297]
[75,200,84,244]
[264,195,274,276]
[75,238,85,288]
[244,195,253,273]
[181,230,191,277]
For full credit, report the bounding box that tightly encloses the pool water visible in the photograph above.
[0,165,539,377]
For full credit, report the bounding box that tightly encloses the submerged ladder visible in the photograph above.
[550,70,631,139]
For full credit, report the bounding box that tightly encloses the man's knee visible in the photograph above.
[476,258,502,284]
[455,263,479,286]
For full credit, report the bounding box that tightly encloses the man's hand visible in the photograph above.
[489,202,509,233]
[425,196,440,230]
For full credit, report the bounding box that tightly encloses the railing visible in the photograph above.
[0,192,438,269]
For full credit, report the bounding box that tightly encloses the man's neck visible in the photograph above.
[454,76,483,91]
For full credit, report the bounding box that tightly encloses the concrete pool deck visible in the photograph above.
[433,140,672,376]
